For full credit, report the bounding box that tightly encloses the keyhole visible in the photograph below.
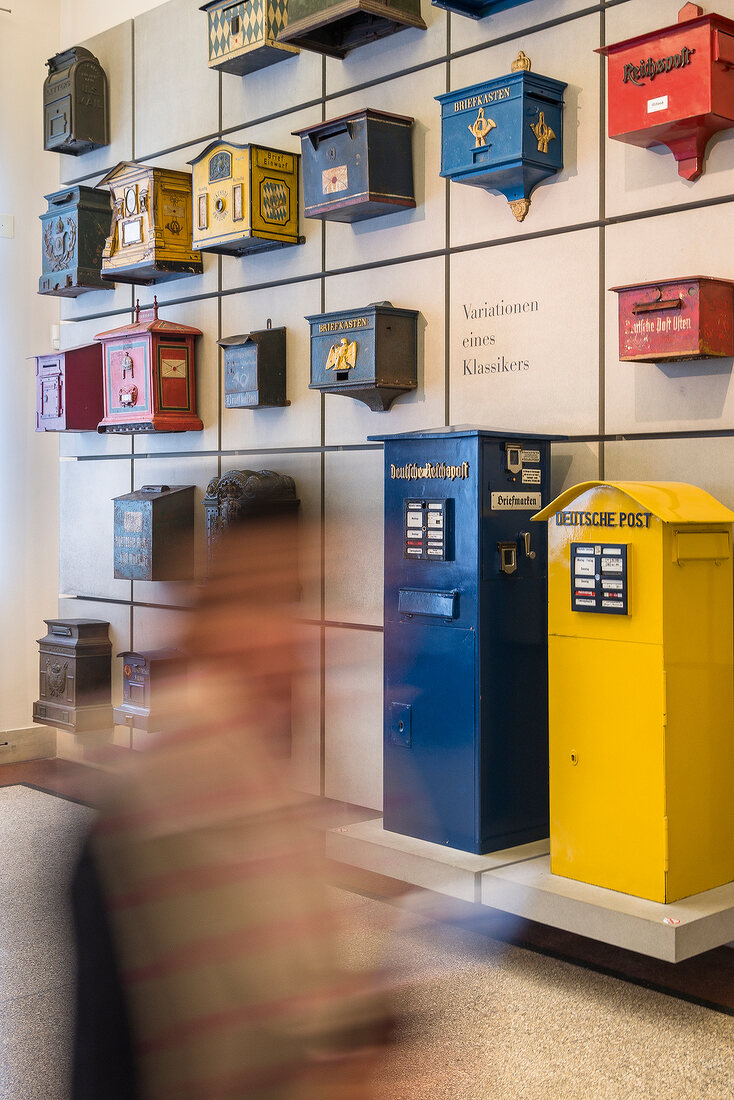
[328,146,336,160]
[570,751,579,766]
[398,721,404,733]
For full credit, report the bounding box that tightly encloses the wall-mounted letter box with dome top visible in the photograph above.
[371,427,555,855]
[293,110,415,223]
[598,4,734,181]
[533,481,734,903]
[33,620,112,735]
[307,302,418,411]
[38,187,112,297]
[189,141,303,256]
[276,0,425,58]
[113,485,195,581]
[96,300,203,434]
[220,322,288,409]
[436,52,566,223]
[612,276,734,363]
[34,343,104,432]
[43,46,108,155]
[432,0,534,20]
[114,650,183,734]
[200,0,298,75]
[203,470,299,568]
[99,162,203,285]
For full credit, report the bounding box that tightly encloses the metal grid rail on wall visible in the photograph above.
[53,0,734,806]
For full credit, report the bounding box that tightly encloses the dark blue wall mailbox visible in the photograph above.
[307,300,418,411]
[371,426,554,855]
[432,0,534,21]
[436,51,566,223]
[293,109,415,223]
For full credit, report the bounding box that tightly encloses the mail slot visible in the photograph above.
[612,276,734,362]
[534,479,734,903]
[598,3,734,180]
[372,426,555,855]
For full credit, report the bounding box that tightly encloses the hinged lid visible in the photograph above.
[369,424,564,442]
[114,484,195,504]
[95,298,202,340]
[533,481,734,524]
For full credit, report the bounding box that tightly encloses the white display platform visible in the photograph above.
[326,818,734,963]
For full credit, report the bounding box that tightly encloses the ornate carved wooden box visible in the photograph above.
[43,46,108,156]
[35,343,104,432]
[200,0,299,75]
[114,650,183,733]
[96,299,203,433]
[99,162,203,284]
[189,141,303,256]
[276,0,425,58]
[436,51,567,222]
[294,109,415,223]
[38,186,112,297]
[203,469,299,567]
[220,322,289,408]
[33,619,112,734]
[611,276,734,362]
[113,485,195,580]
[307,301,418,410]
[598,3,734,181]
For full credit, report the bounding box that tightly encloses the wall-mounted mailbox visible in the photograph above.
[188,140,303,256]
[307,301,418,411]
[96,299,203,434]
[431,0,534,20]
[113,485,195,581]
[372,427,555,855]
[114,650,182,733]
[34,343,104,432]
[436,51,566,222]
[276,0,426,58]
[534,480,734,902]
[33,619,112,734]
[43,46,108,156]
[38,186,112,297]
[598,3,734,181]
[200,0,299,75]
[220,322,289,409]
[99,162,203,285]
[612,276,734,362]
[203,469,300,568]
[293,109,415,223]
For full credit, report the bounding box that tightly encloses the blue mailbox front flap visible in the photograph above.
[398,587,459,618]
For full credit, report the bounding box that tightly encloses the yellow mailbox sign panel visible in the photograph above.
[534,481,734,904]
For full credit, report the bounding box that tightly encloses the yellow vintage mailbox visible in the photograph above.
[533,481,734,904]
[188,140,303,256]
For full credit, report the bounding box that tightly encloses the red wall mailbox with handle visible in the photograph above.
[599,4,734,180]
[612,276,734,362]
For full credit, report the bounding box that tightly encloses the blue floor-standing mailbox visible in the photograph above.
[372,427,554,854]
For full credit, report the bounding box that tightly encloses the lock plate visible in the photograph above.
[389,702,412,747]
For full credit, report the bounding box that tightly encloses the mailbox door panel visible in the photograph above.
[549,635,667,902]
[301,121,369,217]
[250,148,299,242]
[224,344,259,407]
[104,340,152,420]
[384,622,477,851]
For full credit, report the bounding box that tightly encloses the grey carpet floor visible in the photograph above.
[0,786,732,1099]
[335,890,734,1100]
[0,785,93,1100]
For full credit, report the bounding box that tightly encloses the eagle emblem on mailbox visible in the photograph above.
[326,338,357,372]
[47,661,68,698]
[44,216,77,272]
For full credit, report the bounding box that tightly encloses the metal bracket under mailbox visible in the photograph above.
[398,588,459,620]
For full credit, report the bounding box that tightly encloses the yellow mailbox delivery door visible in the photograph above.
[533,481,734,903]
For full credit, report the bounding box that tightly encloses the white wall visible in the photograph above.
[0,2,61,734]
[61,0,169,42]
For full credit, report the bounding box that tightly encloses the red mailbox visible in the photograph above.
[598,3,734,180]
[612,276,734,362]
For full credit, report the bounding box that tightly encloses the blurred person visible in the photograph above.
[71,511,392,1100]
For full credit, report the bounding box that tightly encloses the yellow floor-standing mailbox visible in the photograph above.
[533,481,734,903]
